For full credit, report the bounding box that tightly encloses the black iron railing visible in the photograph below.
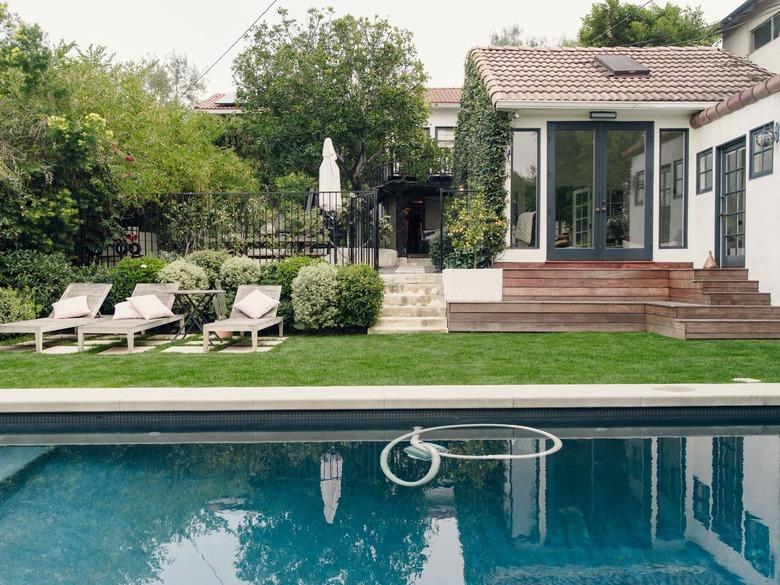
[77,191,381,268]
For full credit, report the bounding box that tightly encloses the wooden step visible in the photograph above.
[704,292,771,305]
[648,304,780,320]
[502,269,672,279]
[693,269,749,281]
[503,277,672,288]
[495,261,692,269]
[682,319,780,339]
[699,280,759,291]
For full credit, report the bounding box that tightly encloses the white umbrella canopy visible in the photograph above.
[320,451,343,524]
[318,137,342,213]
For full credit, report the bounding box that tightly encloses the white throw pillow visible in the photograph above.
[234,289,279,319]
[52,295,91,319]
[112,301,142,320]
[127,295,174,320]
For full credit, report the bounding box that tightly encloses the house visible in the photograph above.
[721,0,780,72]
[193,92,241,114]
[446,45,780,339]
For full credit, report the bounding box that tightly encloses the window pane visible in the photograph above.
[774,13,780,39]
[554,129,594,249]
[697,151,712,193]
[753,19,772,49]
[511,131,538,248]
[751,124,774,177]
[435,127,455,148]
[660,130,686,247]
[606,129,646,249]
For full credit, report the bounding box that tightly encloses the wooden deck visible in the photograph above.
[448,262,780,339]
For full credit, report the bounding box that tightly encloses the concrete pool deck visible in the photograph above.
[0,383,779,413]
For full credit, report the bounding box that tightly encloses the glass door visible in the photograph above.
[718,139,746,268]
[548,122,653,260]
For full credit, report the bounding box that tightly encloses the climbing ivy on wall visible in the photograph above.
[452,57,512,213]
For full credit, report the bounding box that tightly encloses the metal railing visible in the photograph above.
[77,191,381,268]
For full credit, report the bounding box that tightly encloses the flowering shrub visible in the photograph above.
[292,263,339,332]
[0,287,37,329]
[444,194,507,268]
[158,259,209,290]
[260,256,321,328]
[219,256,262,301]
[186,249,231,286]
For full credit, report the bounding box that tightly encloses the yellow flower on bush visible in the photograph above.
[46,115,69,133]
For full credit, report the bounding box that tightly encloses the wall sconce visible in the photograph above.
[755,122,779,147]
[589,111,617,120]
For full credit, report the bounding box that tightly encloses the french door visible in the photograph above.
[548,122,654,260]
[717,139,746,268]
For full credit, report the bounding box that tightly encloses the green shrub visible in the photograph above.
[158,259,209,290]
[260,256,321,327]
[186,249,231,287]
[0,250,76,315]
[219,256,262,302]
[110,256,167,306]
[292,263,339,332]
[336,264,384,329]
[0,287,37,329]
[444,194,507,268]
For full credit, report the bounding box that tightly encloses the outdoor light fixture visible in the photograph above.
[754,123,779,148]
[589,111,618,120]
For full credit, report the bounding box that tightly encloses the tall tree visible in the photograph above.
[234,8,431,190]
[577,0,718,47]
[144,51,205,106]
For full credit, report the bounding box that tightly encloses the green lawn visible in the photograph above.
[0,332,779,388]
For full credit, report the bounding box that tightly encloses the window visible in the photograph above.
[634,170,645,205]
[751,12,779,51]
[750,122,774,178]
[510,130,539,248]
[659,129,687,248]
[697,149,713,193]
[435,127,455,148]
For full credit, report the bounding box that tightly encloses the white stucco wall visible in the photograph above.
[442,268,503,301]
[690,93,780,299]
[426,104,459,145]
[722,8,780,73]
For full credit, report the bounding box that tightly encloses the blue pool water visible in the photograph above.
[0,427,777,584]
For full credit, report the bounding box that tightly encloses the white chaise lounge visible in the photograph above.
[77,283,185,353]
[202,285,283,352]
[0,283,112,352]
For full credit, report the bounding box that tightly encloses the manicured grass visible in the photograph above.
[0,332,779,388]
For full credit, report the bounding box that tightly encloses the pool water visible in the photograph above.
[0,427,777,585]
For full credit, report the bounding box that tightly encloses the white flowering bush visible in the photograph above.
[158,259,209,290]
[291,263,339,331]
[219,256,262,299]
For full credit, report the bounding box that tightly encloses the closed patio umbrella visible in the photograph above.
[318,137,342,213]
[320,450,343,524]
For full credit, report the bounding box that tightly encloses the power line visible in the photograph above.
[180,0,280,99]
[587,0,655,46]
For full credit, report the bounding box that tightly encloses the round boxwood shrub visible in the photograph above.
[0,250,75,315]
[219,256,262,302]
[292,263,339,332]
[186,249,231,287]
[109,256,167,306]
[158,259,209,290]
[336,264,384,329]
[0,287,37,328]
[261,256,321,327]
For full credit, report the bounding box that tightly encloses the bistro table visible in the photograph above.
[172,289,226,342]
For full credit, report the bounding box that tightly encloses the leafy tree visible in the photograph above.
[144,51,205,106]
[234,8,432,189]
[577,0,718,47]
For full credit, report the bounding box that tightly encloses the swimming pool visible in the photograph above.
[0,424,777,584]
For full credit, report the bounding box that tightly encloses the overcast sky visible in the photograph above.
[14,0,738,99]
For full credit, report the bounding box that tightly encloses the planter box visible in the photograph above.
[442,268,503,302]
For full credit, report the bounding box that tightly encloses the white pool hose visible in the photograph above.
[380,423,563,487]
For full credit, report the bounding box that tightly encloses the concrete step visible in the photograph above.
[380,305,447,317]
[369,327,449,334]
[383,283,443,295]
[383,293,445,307]
[372,317,448,329]
[398,257,433,266]
[381,273,442,284]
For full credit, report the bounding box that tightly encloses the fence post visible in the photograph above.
[372,191,380,269]
[438,187,444,272]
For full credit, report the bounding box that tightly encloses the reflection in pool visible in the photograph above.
[0,428,777,584]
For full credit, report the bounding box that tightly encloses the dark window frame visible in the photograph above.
[750,12,779,52]
[749,122,774,179]
[634,170,645,205]
[696,149,713,194]
[510,128,541,249]
[659,128,689,249]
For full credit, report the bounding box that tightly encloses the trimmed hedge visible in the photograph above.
[186,249,231,287]
[336,264,384,328]
[109,257,167,307]
[260,256,321,328]
[291,263,340,332]
[158,259,209,290]
[0,250,75,314]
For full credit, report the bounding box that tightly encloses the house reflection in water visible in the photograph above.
[487,434,779,584]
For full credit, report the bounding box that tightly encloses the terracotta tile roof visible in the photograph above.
[469,46,774,105]
[691,73,780,127]
[426,87,462,104]
[194,92,241,113]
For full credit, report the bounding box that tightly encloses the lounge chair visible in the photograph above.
[202,285,283,352]
[77,283,184,353]
[0,283,112,352]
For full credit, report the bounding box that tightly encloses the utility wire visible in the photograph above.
[180,0,280,99]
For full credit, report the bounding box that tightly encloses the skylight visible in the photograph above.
[594,55,650,76]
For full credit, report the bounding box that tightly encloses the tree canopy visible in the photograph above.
[577,0,718,47]
[234,8,439,190]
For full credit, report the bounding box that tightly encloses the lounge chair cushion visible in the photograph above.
[128,295,174,320]
[52,295,91,319]
[112,301,143,320]
[233,289,279,319]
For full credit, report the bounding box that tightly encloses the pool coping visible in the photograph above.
[0,383,779,413]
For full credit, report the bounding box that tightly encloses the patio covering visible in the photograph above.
[318,138,342,213]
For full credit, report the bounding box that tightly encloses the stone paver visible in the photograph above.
[41,346,80,355]
[97,345,157,355]
[162,346,207,354]
[220,345,273,353]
